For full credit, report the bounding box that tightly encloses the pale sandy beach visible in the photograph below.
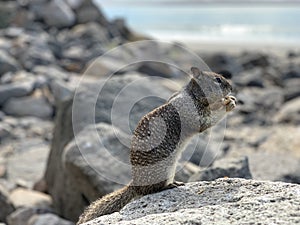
[180,40,300,56]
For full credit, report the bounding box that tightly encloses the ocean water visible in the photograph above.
[96,1,300,45]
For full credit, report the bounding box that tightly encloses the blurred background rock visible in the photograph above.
[0,0,299,224]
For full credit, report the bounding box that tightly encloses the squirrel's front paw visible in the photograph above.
[223,96,237,112]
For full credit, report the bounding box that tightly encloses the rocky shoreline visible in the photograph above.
[0,0,300,224]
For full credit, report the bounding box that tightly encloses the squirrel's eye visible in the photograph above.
[215,77,222,84]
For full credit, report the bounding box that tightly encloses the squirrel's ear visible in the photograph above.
[191,67,203,78]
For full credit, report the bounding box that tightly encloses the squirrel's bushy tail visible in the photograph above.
[77,184,135,224]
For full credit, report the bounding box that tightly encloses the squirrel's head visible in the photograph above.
[185,67,233,107]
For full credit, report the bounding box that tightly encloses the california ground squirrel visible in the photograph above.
[77,67,236,224]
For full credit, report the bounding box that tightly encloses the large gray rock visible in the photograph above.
[26,0,50,21]
[110,18,136,41]
[18,44,56,71]
[59,22,110,65]
[239,52,275,69]
[0,165,6,178]
[189,156,252,182]
[223,125,300,182]
[233,68,265,88]
[283,78,300,102]
[62,46,91,66]
[279,164,300,184]
[201,53,242,76]
[9,8,35,28]
[11,30,56,71]
[49,79,74,105]
[0,184,15,222]
[83,57,131,77]
[0,81,35,106]
[181,135,216,167]
[0,179,15,193]
[274,97,300,124]
[0,122,13,143]
[45,74,173,221]
[282,68,300,80]
[6,137,51,186]
[75,0,108,25]
[60,123,131,221]
[236,88,283,125]
[81,179,300,225]
[0,1,17,28]
[28,214,74,225]
[0,111,5,121]
[32,66,69,81]
[137,61,177,78]
[0,37,12,53]
[3,27,24,39]
[9,188,52,209]
[70,22,110,45]
[42,0,76,28]
[7,207,52,225]
[0,50,20,76]
[64,0,84,10]
[1,116,53,142]
[3,96,53,119]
